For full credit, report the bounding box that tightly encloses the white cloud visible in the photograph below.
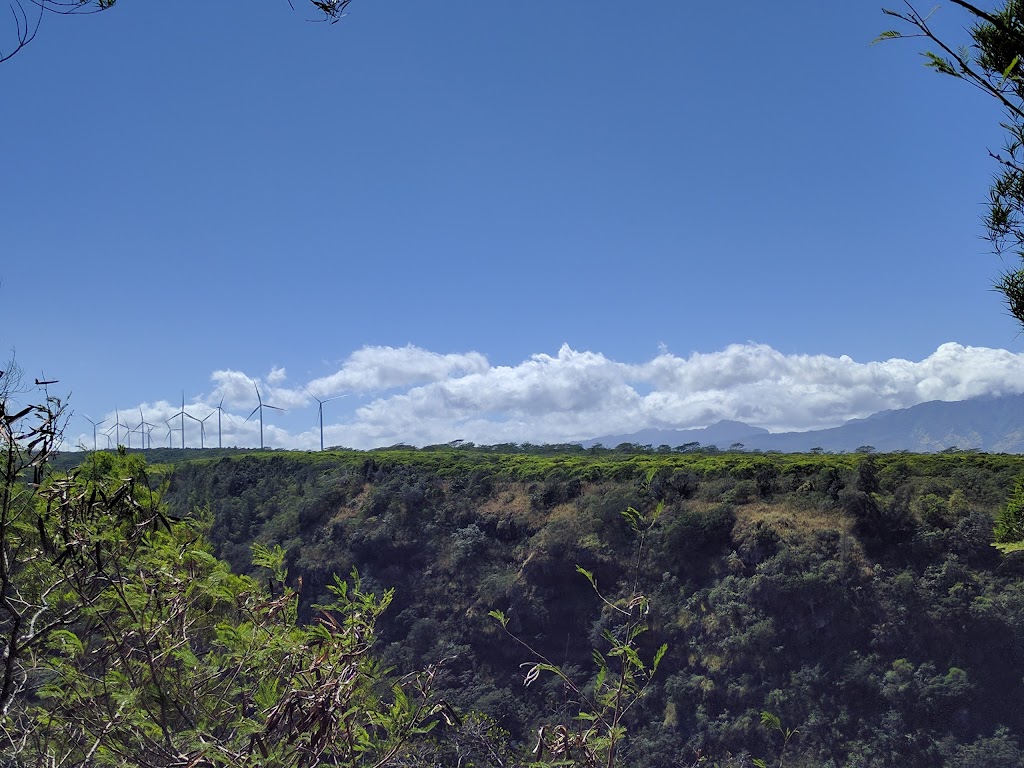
[208,368,309,412]
[80,342,1024,451]
[209,370,259,409]
[340,342,1024,445]
[267,366,288,386]
[306,345,490,396]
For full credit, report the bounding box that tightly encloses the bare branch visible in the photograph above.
[4,0,356,64]
[0,1,40,65]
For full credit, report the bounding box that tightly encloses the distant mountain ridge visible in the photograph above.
[581,393,1024,453]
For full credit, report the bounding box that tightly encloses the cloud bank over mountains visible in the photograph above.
[74,342,1024,451]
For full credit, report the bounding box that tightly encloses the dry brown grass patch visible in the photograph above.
[732,501,851,544]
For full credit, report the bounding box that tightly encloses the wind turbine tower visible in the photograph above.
[185,410,215,449]
[134,407,159,450]
[110,409,132,449]
[82,415,107,452]
[245,381,284,450]
[302,386,347,452]
[212,396,233,449]
[167,392,189,449]
[108,409,127,448]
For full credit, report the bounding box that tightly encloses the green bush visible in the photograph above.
[995,476,1024,544]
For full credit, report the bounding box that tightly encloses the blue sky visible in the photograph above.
[4,1,1023,450]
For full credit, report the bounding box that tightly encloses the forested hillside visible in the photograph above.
[160,446,1024,767]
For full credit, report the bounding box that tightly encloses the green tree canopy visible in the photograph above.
[0,370,441,767]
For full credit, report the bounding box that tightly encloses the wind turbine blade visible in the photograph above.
[244,407,260,423]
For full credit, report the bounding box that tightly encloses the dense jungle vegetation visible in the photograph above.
[148,444,1024,767]
[6,381,1024,767]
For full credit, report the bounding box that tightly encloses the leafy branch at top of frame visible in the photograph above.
[876,1,1024,120]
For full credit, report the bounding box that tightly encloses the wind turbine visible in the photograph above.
[244,381,284,450]
[109,409,131,448]
[212,395,233,448]
[302,386,347,452]
[104,420,116,449]
[129,421,141,449]
[166,392,188,449]
[200,410,214,448]
[82,415,107,452]
[135,407,159,450]
[147,422,159,449]
[106,410,121,448]
[185,410,215,449]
